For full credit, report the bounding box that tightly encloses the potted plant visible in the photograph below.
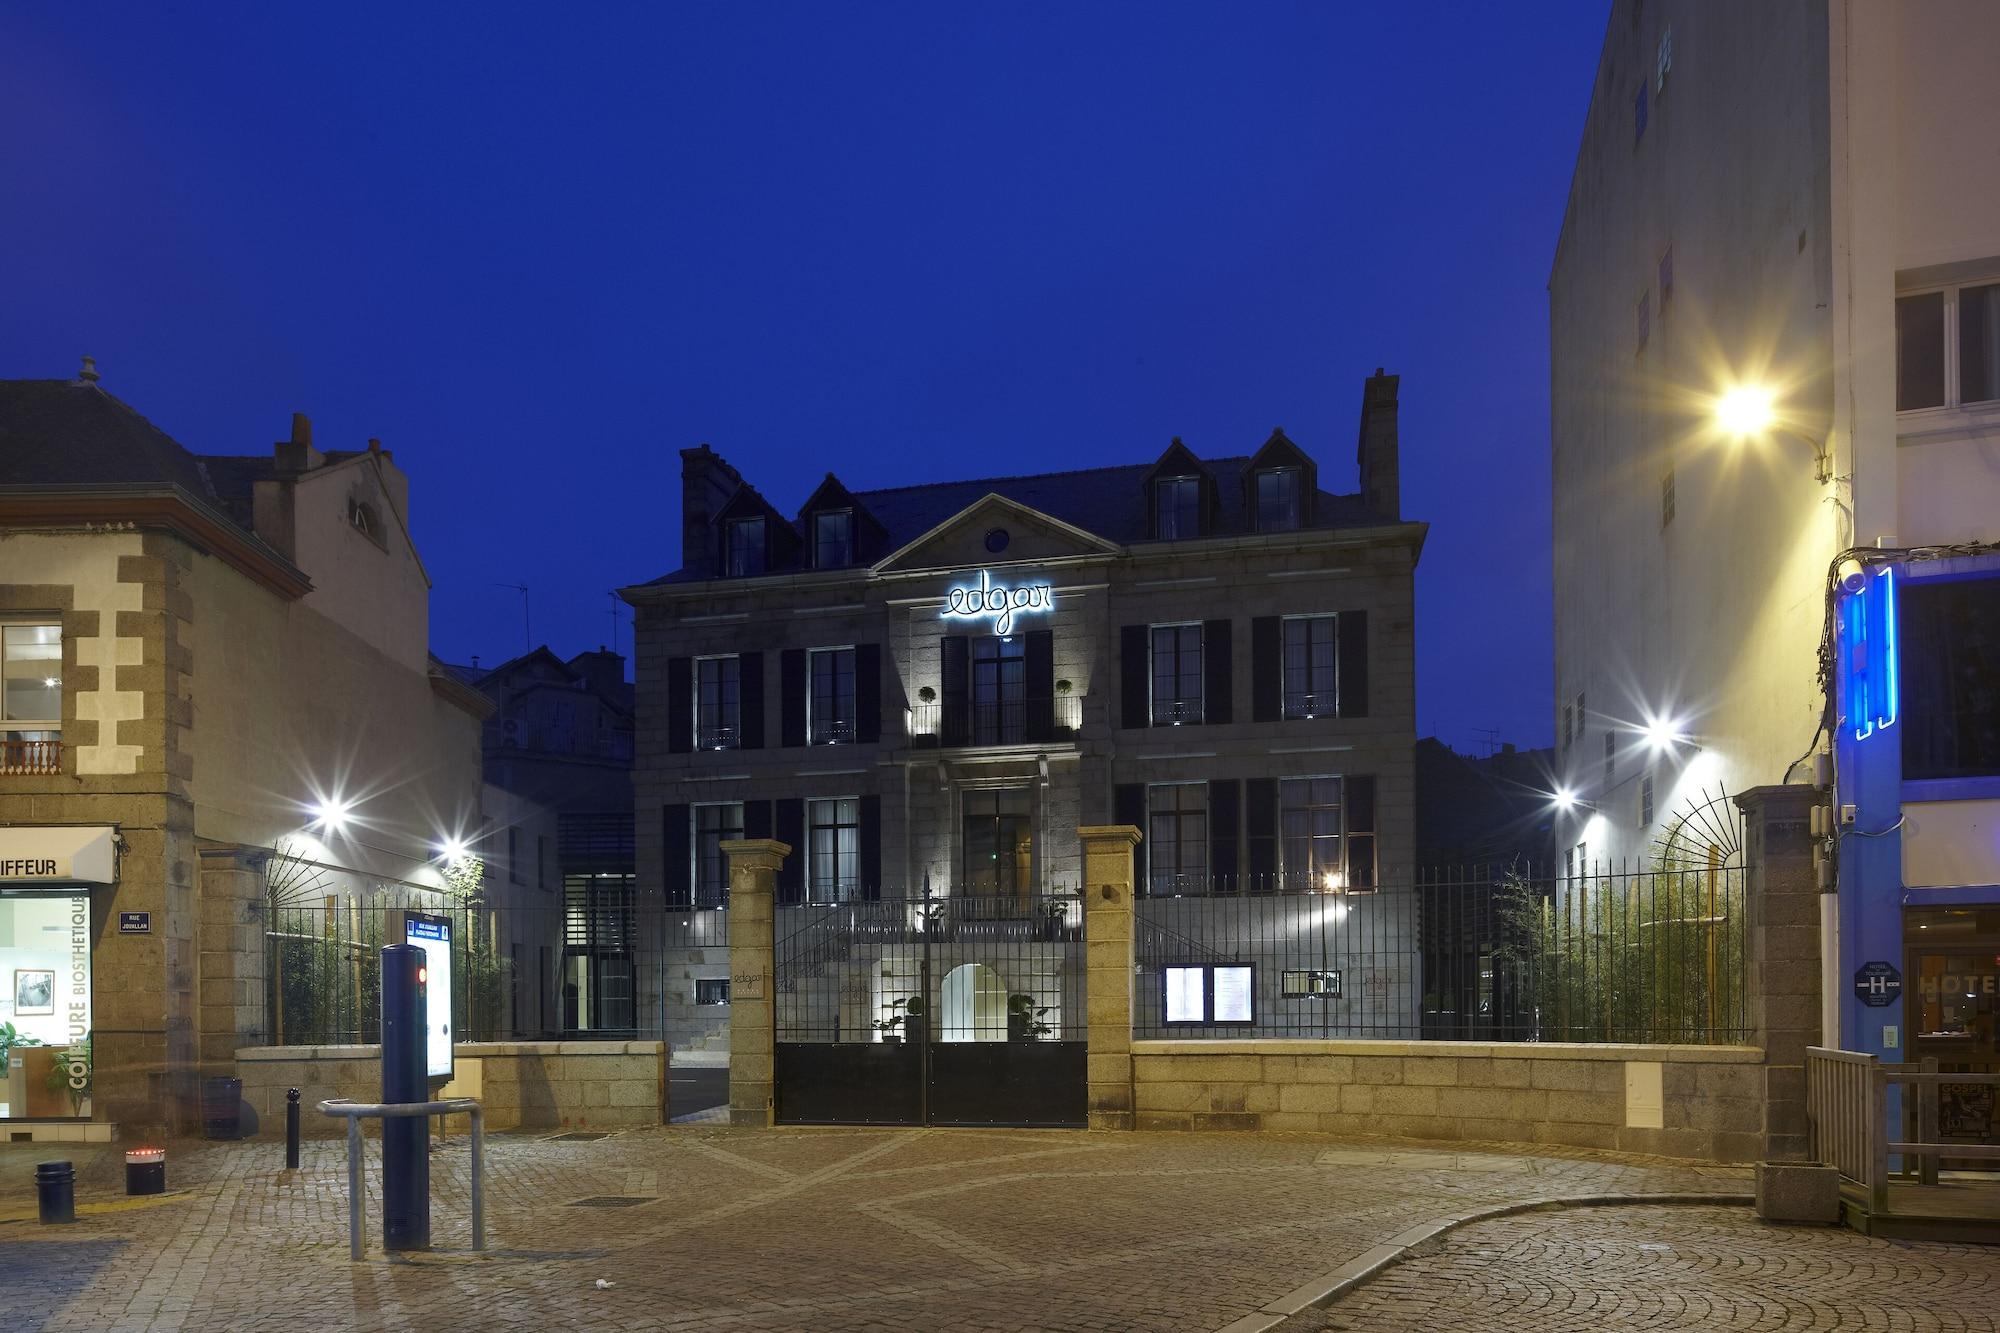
[874,997,912,1043]
[1007,993,1052,1042]
[916,686,936,704]
[1055,679,1072,695]
[902,995,928,1046]
[45,1033,90,1115]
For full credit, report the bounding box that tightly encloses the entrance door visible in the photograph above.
[1905,906,2000,1161]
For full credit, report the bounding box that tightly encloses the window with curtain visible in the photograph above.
[1255,468,1301,531]
[1149,623,1203,724]
[812,510,854,568]
[695,656,741,749]
[693,803,743,907]
[1281,615,1337,719]
[1147,783,1208,896]
[808,647,856,744]
[808,797,861,903]
[1154,476,1200,539]
[725,517,765,576]
[1279,776,1344,892]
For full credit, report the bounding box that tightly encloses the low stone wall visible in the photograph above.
[1132,1040,1772,1161]
[234,1040,668,1138]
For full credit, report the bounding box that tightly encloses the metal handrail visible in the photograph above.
[318,1097,485,1260]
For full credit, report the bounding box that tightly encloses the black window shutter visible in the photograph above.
[1113,783,1146,879]
[1203,619,1232,724]
[667,657,693,753]
[1245,777,1277,889]
[1120,625,1149,729]
[739,651,764,748]
[860,794,882,898]
[775,798,805,903]
[781,649,806,747]
[1207,778,1239,892]
[1025,629,1055,742]
[1338,611,1369,718]
[743,799,772,841]
[1250,617,1281,722]
[855,643,882,743]
[1345,774,1377,891]
[940,635,970,746]
[663,804,691,906]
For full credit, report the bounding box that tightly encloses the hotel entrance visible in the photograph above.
[1905,906,2000,1152]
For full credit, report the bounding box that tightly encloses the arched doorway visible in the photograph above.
[940,962,1008,1042]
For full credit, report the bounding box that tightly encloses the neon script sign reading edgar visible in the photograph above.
[942,571,1053,635]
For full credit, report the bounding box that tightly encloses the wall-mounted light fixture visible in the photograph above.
[1714,384,1832,484]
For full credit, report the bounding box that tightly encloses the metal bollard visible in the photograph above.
[286,1088,301,1169]
[36,1161,76,1225]
[125,1148,166,1196]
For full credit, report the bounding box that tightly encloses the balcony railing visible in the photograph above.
[905,695,1081,748]
[0,738,61,775]
[808,717,855,746]
[1282,690,1338,720]
[1151,698,1203,726]
[695,721,741,751]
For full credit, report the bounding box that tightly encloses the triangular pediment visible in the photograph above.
[872,493,1120,575]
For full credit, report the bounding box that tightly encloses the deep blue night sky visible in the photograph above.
[3,4,1606,751]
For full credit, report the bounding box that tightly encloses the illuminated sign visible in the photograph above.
[1842,566,1899,740]
[941,571,1052,635]
[0,826,117,883]
[405,914,455,1080]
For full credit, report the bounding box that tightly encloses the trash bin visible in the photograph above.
[200,1076,242,1140]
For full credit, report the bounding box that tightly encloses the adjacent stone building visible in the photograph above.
[624,372,1426,1041]
[0,361,485,1136]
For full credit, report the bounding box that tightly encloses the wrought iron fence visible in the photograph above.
[776,892,1085,1044]
[905,696,1083,747]
[1134,862,1749,1044]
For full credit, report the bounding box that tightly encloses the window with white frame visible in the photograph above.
[1254,467,1301,531]
[808,647,856,744]
[1146,782,1207,896]
[1149,623,1203,725]
[725,516,766,576]
[695,656,741,749]
[1897,280,2000,412]
[1279,776,1344,892]
[1,621,61,744]
[808,797,861,903]
[1154,476,1201,539]
[1281,614,1337,719]
[812,510,854,568]
[693,803,743,907]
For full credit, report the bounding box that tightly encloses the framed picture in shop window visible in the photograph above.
[14,968,56,1017]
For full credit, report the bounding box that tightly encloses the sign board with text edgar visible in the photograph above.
[404,913,455,1079]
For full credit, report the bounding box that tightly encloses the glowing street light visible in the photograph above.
[439,836,470,864]
[1552,788,1578,812]
[311,798,350,833]
[1712,383,1831,483]
[1642,716,1685,753]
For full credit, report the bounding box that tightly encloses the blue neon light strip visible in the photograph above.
[1845,565,1899,741]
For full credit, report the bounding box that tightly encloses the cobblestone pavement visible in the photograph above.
[0,1129,1982,1332]
[1284,1204,2000,1333]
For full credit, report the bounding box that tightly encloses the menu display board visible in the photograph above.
[404,914,454,1080]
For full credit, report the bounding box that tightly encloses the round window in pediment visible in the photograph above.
[984,527,1010,554]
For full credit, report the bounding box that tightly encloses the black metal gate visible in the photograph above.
[774,892,1086,1127]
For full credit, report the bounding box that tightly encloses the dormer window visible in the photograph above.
[1154,477,1201,540]
[1255,467,1301,531]
[812,510,854,568]
[725,517,766,576]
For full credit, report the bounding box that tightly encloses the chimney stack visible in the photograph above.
[78,355,100,385]
[679,444,745,578]
[1357,369,1400,521]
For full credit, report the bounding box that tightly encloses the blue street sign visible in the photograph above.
[118,912,151,934]
[1854,961,1902,1008]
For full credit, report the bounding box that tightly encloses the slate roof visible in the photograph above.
[637,452,1390,586]
[0,378,219,495]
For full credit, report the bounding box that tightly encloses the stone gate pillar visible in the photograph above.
[1736,785,1821,1160]
[721,838,790,1127]
[1079,824,1141,1131]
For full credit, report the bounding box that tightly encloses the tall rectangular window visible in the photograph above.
[1,622,61,745]
[970,636,1026,745]
[1640,774,1655,826]
[1661,468,1675,527]
[1255,468,1301,531]
[695,656,741,749]
[807,797,861,903]
[812,510,854,568]
[1960,282,2000,406]
[962,788,1032,903]
[1897,291,1947,411]
[1902,575,2000,780]
[1603,731,1615,789]
[1281,614,1337,719]
[693,803,743,907]
[1154,476,1200,539]
[1279,776,1344,892]
[725,517,765,576]
[1149,623,1203,725]
[808,647,856,744]
[1146,783,1208,896]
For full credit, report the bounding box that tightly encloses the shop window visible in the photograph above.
[0,893,93,1120]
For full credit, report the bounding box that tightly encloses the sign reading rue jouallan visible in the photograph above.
[0,826,117,884]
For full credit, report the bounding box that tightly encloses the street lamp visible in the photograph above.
[1713,384,1831,484]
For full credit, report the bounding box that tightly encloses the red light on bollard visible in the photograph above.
[125,1147,166,1196]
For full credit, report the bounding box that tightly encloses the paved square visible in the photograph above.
[0,1129,1989,1332]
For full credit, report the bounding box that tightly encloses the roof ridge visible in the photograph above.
[853,454,1254,499]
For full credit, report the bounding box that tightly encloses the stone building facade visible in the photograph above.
[0,363,485,1135]
[624,372,1426,1043]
